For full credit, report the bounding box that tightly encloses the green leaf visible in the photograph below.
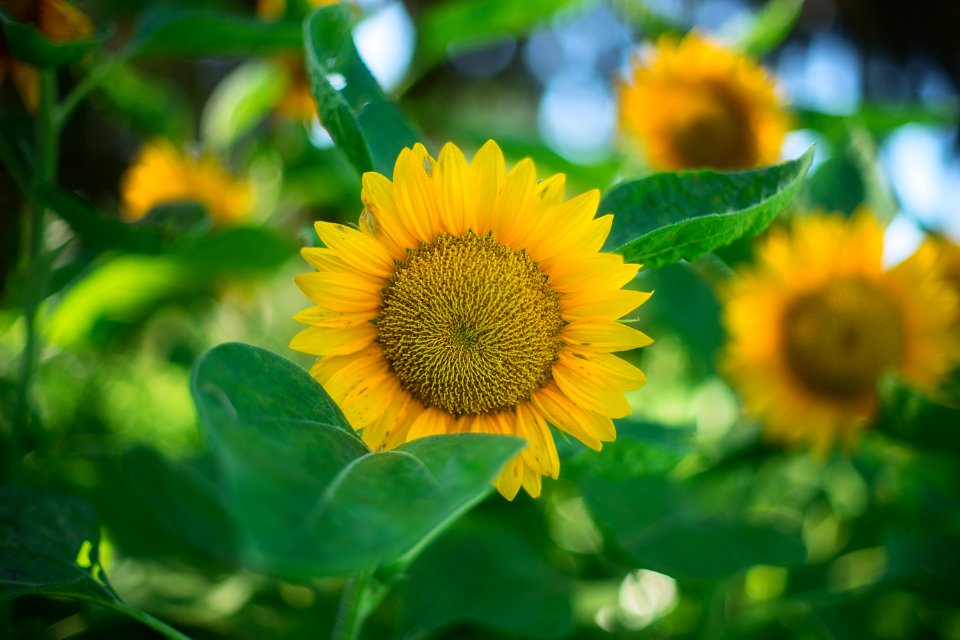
[0,486,115,603]
[38,184,165,254]
[130,9,302,59]
[609,0,685,39]
[400,515,574,638]
[415,0,582,68]
[581,476,805,577]
[567,420,695,478]
[736,0,804,58]
[603,147,814,269]
[173,226,296,273]
[303,4,421,175]
[92,61,193,140]
[201,60,290,151]
[125,447,235,558]
[0,10,111,68]
[807,154,865,215]
[190,343,524,578]
[192,342,351,431]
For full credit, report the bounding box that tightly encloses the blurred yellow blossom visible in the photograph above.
[120,138,253,225]
[722,211,959,452]
[619,32,790,171]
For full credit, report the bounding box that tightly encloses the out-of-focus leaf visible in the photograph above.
[610,0,685,39]
[0,486,115,603]
[125,447,235,559]
[0,10,111,68]
[173,226,296,273]
[400,515,573,638]
[567,420,695,477]
[581,475,805,577]
[416,0,582,68]
[602,147,814,269]
[806,153,865,215]
[797,104,960,139]
[92,61,193,140]
[130,9,302,58]
[735,0,804,58]
[45,255,187,347]
[201,60,290,151]
[190,343,523,578]
[304,4,421,175]
[38,184,165,254]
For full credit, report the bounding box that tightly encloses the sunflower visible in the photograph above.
[291,141,652,499]
[120,138,253,225]
[721,211,960,452]
[0,0,93,112]
[618,32,790,171]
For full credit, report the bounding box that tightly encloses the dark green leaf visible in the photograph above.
[92,61,193,140]
[581,475,805,577]
[0,10,111,68]
[130,9,302,58]
[736,0,804,58]
[416,0,581,68]
[125,447,235,558]
[173,226,296,273]
[603,147,814,269]
[807,154,865,216]
[0,486,115,602]
[400,515,573,638]
[304,4,421,175]
[38,184,165,254]
[567,420,695,478]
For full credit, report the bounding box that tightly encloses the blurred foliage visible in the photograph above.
[1,0,959,639]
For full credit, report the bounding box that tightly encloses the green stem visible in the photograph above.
[54,51,131,132]
[331,571,372,640]
[13,69,58,464]
[104,601,194,640]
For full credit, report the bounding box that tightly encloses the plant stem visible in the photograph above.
[54,51,131,132]
[13,69,58,463]
[331,571,371,640]
[105,601,194,640]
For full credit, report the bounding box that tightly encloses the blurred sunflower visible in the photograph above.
[619,32,790,171]
[120,138,253,225]
[291,141,653,499]
[0,0,92,112]
[722,211,960,452]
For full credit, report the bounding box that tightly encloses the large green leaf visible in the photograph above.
[602,147,814,269]
[303,4,421,176]
[400,514,574,638]
[130,9,302,58]
[0,486,192,640]
[0,10,110,68]
[191,343,523,578]
[580,475,805,577]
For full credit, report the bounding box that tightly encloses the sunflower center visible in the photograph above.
[671,84,757,169]
[781,277,905,399]
[376,232,564,417]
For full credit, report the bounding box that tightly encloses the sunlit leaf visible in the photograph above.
[736,0,804,58]
[201,60,290,151]
[190,343,523,578]
[0,10,111,68]
[130,9,302,58]
[303,4,421,175]
[602,146,814,269]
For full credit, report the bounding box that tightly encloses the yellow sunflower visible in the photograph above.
[722,211,960,452]
[291,141,653,499]
[618,32,790,171]
[0,0,93,112]
[120,138,253,225]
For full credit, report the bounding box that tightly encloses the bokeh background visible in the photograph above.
[2,0,959,638]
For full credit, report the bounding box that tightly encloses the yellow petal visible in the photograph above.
[313,221,395,278]
[435,142,470,236]
[289,323,377,356]
[553,352,632,418]
[563,320,654,352]
[467,140,507,235]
